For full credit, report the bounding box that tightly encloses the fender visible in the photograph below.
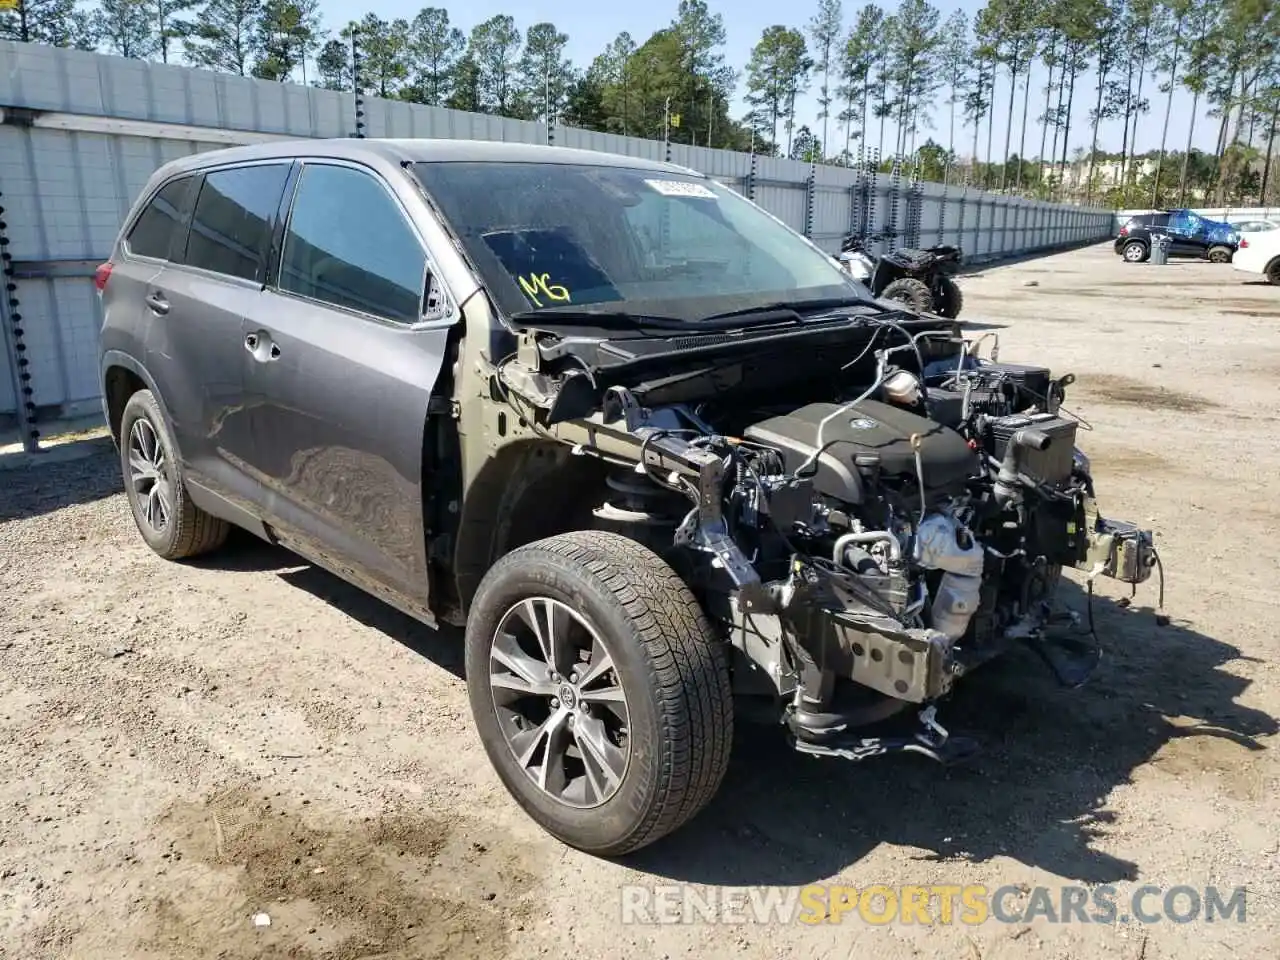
[99,350,179,457]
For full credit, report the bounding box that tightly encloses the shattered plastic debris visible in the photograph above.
[252,913,271,927]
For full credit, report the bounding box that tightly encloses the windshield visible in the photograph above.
[412,160,869,321]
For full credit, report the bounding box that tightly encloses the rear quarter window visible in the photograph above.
[125,176,194,260]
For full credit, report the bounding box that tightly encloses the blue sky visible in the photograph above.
[314,0,1218,159]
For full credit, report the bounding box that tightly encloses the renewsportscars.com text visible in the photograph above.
[620,883,1248,926]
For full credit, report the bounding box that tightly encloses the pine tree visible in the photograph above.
[808,0,843,163]
[469,14,521,115]
[744,26,810,151]
[93,0,157,59]
[183,0,263,76]
[406,7,464,106]
[518,22,573,123]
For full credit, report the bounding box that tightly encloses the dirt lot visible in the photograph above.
[2,242,1279,959]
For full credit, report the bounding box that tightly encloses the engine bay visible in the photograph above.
[499,313,1162,765]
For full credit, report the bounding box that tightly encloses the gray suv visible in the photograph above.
[98,138,1158,855]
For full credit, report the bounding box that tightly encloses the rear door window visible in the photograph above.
[125,176,194,260]
[277,163,427,325]
[180,163,292,283]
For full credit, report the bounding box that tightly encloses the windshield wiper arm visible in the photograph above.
[507,308,691,330]
[697,296,871,324]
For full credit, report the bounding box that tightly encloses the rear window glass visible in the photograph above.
[181,164,291,282]
[126,177,192,259]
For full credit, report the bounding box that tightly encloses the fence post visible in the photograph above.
[887,155,902,252]
[350,29,366,139]
[0,183,39,453]
[746,150,757,202]
[804,160,816,239]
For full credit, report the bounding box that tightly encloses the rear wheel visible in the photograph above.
[1266,258,1280,286]
[1122,240,1148,263]
[1207,245,1233,263]
[464,531,733,855]
[880,277,935,313]
[119,390,229,560]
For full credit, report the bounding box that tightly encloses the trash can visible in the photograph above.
[1149,233,1170,265]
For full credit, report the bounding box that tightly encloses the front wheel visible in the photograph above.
[936,276,964,318]
[464,531,733,855]
[1207,245,1233,264]
[880,276,935,313]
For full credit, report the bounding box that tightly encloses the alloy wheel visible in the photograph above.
[127,417,172,532]
[488,597,631,808]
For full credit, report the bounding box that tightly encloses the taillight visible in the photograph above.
[1118,226,1128,237]
[93,262,113,292]
[1239,237,1249,248]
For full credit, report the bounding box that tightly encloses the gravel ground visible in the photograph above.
[2,242,1278,959]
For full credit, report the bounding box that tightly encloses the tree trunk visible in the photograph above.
[1126,35,1150,193]
[1001,62,1018,190]
[1151,26,1182,207]
[1016,56,1032,190]
[1060,57,1078,194]
[971,81,982,185]
[1260,105,1277,203]
[1118,58,1135,187]
[984,64,996,188]
[1086,58,1108,204]
[1039,56,1056,190]
[1178,89,1200,206]
[1050,58,1066,188]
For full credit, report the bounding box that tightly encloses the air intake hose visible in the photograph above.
[993,428,1052,506]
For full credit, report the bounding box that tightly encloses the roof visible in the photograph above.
[155,137,702,178]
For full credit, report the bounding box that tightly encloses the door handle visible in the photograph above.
[244,331,281,362]
[145,292,170,315]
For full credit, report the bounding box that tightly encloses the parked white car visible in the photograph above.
[1226,217,1280,235]
[1231,229,1280,285]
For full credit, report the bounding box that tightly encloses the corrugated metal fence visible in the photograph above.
[0,41,1115,450]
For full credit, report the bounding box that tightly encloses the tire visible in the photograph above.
[1207,245,1233,264]
[936,276,964,319]
[464,530,733,856]
[1122,240,1148,263]
[879,276,935,313]
[119,389,229,560]
[1266,258,1280,286]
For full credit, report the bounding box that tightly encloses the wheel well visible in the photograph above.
[452,439,611,613]
[104,366,145,444]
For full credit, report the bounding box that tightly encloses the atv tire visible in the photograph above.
[1207,245,1233,264]
[464,530,733,856]
[936,276,964,318]
[880,277,935,313]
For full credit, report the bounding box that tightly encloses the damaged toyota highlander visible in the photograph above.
[97,139,1160,856]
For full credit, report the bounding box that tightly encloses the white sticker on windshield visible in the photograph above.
[644,179,717,199]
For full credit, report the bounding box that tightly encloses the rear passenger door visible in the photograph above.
[241,160,456,611]
[157,161,294,504]
[1166,210,1205,256]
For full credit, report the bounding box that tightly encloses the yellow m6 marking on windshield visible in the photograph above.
[518,273,571,307]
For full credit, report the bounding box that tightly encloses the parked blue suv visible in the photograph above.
[1114,209,1239,263]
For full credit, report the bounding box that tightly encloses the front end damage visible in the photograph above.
[492,316,1162,767]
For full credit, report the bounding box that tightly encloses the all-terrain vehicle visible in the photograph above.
[98,139,1159,856]
[837,232,965,317]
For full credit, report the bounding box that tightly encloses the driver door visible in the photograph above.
[239,160,458,614]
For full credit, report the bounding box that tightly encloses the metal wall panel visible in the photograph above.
[0,41,1115,438]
